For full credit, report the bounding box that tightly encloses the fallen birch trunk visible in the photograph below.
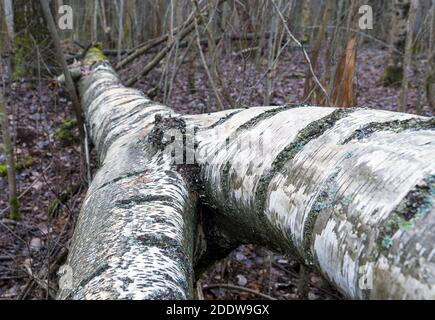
[58,49,435,300]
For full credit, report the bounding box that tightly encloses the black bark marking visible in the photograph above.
[302,171,340,264]
[204,109,244,130]
[379,174,435,250]
[82,82,120,108]
[255,108,355,211]
[97,170,149,190]
[233,104,302,134]
[115,195,175,209]
[342,117,435,144]
[87,93,143,121]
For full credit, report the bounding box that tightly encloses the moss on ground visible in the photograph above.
[0,155,33,177]
[382,66,403,86]
[54,118,79,145]
[48,198,59,217]
[9,197,21,221]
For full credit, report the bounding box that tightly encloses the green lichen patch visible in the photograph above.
[340,195,354,206]
[16,155,33,171]
[344,151,354,159]
[378,175,435,250]
[342,117,435,144]
[302,171,340,264]
[83,45,108,65]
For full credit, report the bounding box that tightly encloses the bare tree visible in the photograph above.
[115,0,124,62]
[2,0,15,76]
[39,0,89,182]
[398,0,419,112]
[383,0,411,85]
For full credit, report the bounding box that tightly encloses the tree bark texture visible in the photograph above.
[58,50,435,300]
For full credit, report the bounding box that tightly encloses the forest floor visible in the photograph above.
[0,45,432,300]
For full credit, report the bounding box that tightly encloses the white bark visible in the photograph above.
[58,57,196,299]
[197,107,435,299]
[59,51,435,300]
[3,0,14,41]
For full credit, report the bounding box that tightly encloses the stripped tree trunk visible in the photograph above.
[58,50,435,300]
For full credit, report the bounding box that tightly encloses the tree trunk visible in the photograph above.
[398,0,419,112]
[58,50,435,300]
[300,0,311,43]
[1,14,19,221]
[3,0,15,76]
[0,90,20,221]
[12,0,56,77]
[91,0,99,43]
[383,0,411,86]
[115,0,124,62]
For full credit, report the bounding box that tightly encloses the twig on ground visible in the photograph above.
[202,283,277,300]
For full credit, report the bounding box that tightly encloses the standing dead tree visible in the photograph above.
[58,49,435,300]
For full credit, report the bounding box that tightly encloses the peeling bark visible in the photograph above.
[59,50,435,300]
